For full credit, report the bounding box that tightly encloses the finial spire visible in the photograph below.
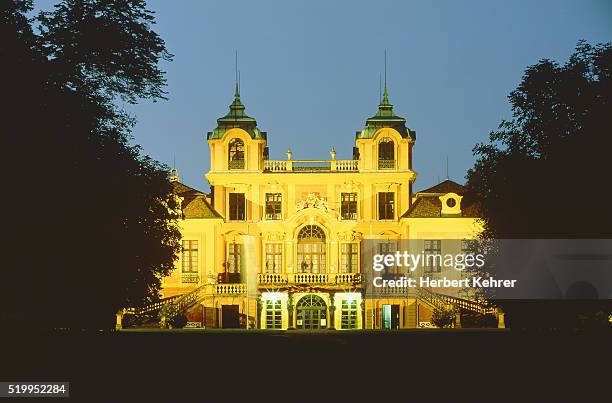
[446,156,450,180]
[384,49,387,89]
[380,50,390,105]
[234,50,240,99]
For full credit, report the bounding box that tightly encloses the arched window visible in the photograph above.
[378,137,395,169]
[297,225,326,273]
[296,294,327,329]
[228,138,245,170]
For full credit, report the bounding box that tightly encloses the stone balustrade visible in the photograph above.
[214,283,247,295]
[263,159,358,173]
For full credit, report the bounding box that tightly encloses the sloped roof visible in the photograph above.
[171,181,221,219]
[416,179,468,195]
[402,179,482,218]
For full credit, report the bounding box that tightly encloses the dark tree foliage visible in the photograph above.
[1,0,181,330]
[467,41,611,239]
[466,41,612,330]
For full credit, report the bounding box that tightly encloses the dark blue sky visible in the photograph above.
[37,1,612,191]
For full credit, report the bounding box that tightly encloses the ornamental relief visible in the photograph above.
[296,193,331,213]
[337,231,363,242]
[263,231,286,241]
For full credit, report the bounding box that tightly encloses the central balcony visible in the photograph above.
[264,159,358,173]
[257,272,361,285]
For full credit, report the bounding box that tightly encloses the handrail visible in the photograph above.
[417,287,494,314]
[264,159,358,172]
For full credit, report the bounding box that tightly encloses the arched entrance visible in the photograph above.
[296,295,327,329]
[297,225,326,273]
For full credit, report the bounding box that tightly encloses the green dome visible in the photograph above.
[207,84,267,140]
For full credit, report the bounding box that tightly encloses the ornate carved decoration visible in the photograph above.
[296,193,330,212]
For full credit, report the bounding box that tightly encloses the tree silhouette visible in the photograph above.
[467,41,611,239]
[1,0,181,330]
[466,41,612,330]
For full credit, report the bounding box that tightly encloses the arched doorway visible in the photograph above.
[297,225,326,273]
[296,295,327,329]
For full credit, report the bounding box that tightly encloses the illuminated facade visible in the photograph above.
[154,82,487,330]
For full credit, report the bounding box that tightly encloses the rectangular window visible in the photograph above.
[227,243,242,282]
[341,299,358,329]
[229,193,246,221]
[340,193,357,220]
[424,240,442,273]
[340,243,359,273]
[265,193,282,220]
[265,243,283,273]
[265,300,282,329]
[378,242,396,275]
[181,240,198,273]
[378,192,394,220]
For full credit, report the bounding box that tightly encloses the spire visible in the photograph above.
[206,53,266,141]
[355,50,416,141]
[377,50,392,114]
[381,83,390,105]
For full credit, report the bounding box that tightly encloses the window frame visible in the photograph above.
[378,192,395,220]
[341,299,358,329]
[228,192,246,221]
[340,192,358,221]
[228,138,245,170]
[377,137,395,170]
[264,193,282,220]
[265,300,283,329]
[340,242,359,273]
[227,242,243,275]
[265,243,283,274]
[181,240,199,273]
[424,240,442,273]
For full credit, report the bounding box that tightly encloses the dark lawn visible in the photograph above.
[1,329,609,402]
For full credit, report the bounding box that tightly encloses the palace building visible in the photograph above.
[123,81,500,330]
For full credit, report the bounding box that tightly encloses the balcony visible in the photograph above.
[257,272,361,285]
[335,273,362,284]
[258,273,287,284]
[264,159,358,173]
[215,283,247,295]
[181,273,199,283]
[228,159,245,170]
[377,159,396,170]
[292,273,329,284]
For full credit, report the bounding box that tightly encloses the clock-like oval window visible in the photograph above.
[446,198,457,208]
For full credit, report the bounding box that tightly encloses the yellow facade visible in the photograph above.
[159,84,485,330]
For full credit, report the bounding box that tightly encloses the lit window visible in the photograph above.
[297,225,326,273]
[341,299,358,329]
[181,240,198,273]
[265,300,282,329]
[265,243,282,274]
[228,138,245,170]
[340,193,357,220]
[265,193,282,220]
[378,137,395,169]
[227,243,242,282]
[340,243,358,273]
[424,240,442,273]
[229,193,245,221]
[378,192,394,220]
[378,242,396,277]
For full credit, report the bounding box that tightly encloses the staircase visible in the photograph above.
[124,283,211,322]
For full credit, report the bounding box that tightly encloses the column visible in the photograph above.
[328,292,336,330]
[287,293,295,330]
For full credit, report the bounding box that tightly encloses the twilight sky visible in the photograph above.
[37,0,612,191]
